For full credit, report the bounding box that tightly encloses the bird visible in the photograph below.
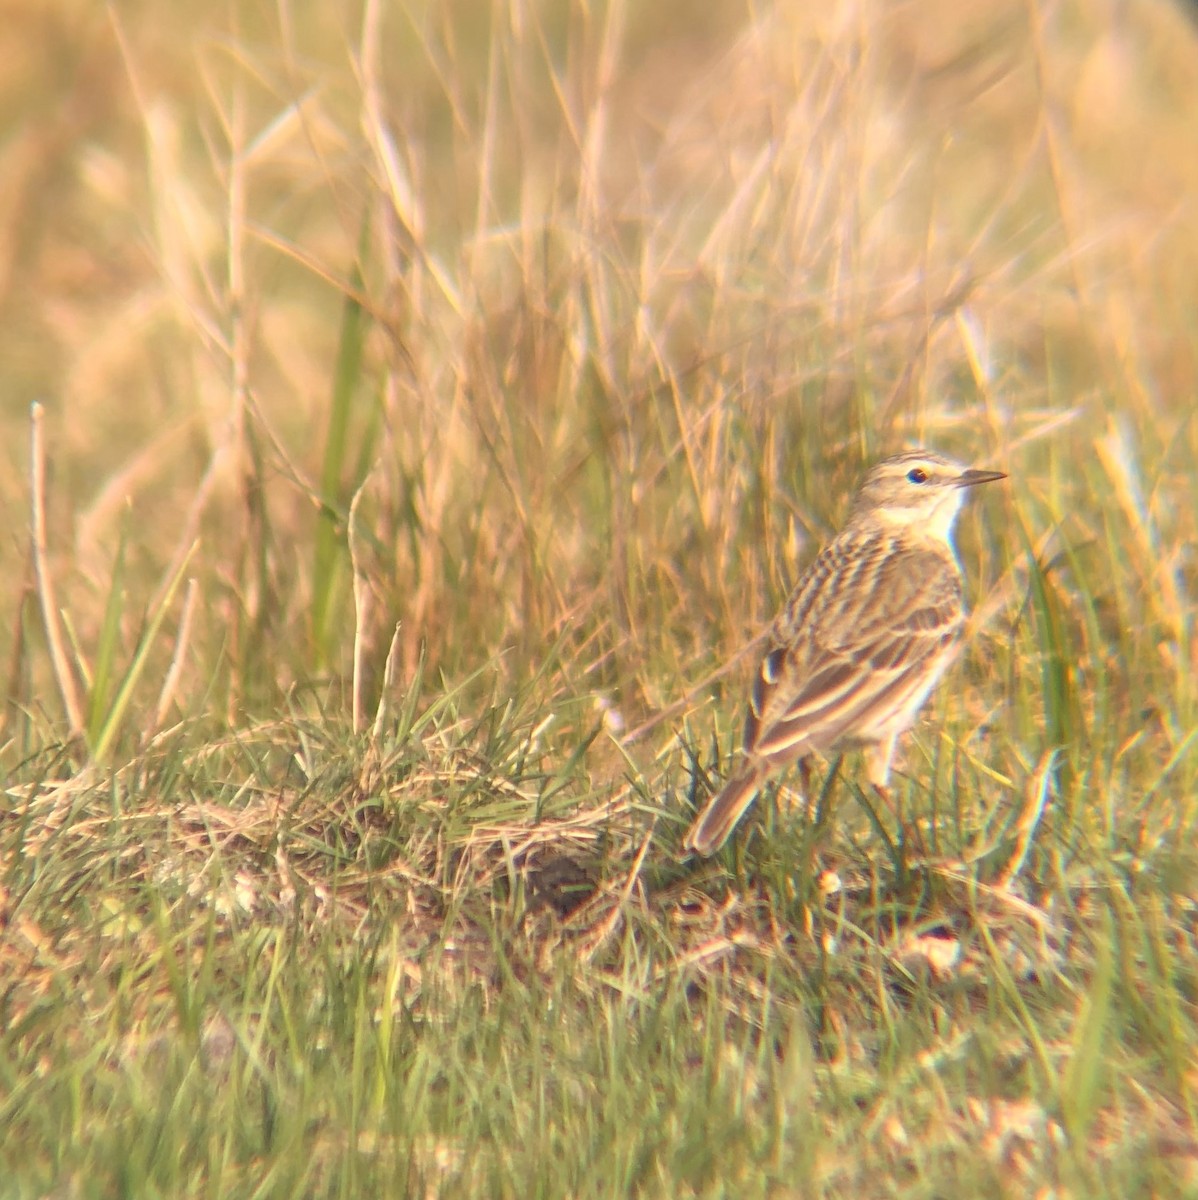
[682,449,1005,857]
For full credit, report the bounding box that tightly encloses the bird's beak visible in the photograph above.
[955,467,1006,488]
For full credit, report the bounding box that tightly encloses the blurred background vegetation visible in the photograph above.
[2,0,1198,1194]
[3,0,1195,746]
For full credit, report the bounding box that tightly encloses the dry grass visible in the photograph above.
[3,0,1198,1195]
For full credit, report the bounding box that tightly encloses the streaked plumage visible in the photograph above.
[683,450,1004,857]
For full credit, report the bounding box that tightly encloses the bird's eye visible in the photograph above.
[906,467,929,484]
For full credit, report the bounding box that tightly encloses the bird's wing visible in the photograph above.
[743,536,964,762]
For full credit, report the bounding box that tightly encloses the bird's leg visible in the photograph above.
[797,755,813,808]
[864,735,896,797]
[770,754,813,821]
[791,754,839,897]
[795,754,829,835]
[865,737,928,858]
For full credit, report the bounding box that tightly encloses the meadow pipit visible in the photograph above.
[683,450,1005,856]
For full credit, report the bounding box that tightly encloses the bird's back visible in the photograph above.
[743,526,965,763]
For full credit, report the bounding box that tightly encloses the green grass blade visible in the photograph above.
[86,507,130,746]
[1060,916,1115,1145]
[1017,521,1079,803]
[312,228,371,671]
[89,541,199,762]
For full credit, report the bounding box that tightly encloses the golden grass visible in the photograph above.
[2,0,1195,727]
[3,0,1198,1194]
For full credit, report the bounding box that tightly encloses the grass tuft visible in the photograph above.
[3,0,1198,1194]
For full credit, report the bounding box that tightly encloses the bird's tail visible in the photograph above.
[682,766,767,857]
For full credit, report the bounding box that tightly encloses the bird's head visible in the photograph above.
[846,450,1006,542]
